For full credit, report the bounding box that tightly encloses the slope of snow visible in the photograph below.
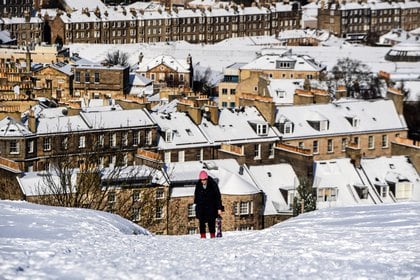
[1,200,420,279]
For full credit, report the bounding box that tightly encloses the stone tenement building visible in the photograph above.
[318,0,420,40]
[43,3,300,45]
[0,0,34,18]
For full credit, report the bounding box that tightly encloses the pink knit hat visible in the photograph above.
[199,170,208,180]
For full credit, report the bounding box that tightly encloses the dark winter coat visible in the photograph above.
[194,176,223,221]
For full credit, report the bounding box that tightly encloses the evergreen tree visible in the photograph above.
[293,177,317,216]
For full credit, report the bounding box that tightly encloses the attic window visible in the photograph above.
[346,117,360,127]
[276,90,285,98]
[307,120,329,131]
[165,129,173,142]
[257,123,268,136]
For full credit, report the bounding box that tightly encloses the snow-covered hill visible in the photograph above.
[1,200,419,279]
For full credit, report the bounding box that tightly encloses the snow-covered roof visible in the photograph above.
[79,109,155,130]
[275,99,407,140]
[0,30,14,44]
[151,111,209,150]
[17,171,77,196]
[267,78,303,105]
[49,62,73,76]
[313,158,376,209]
[1,17,43,25]
[35,108,155,134]
[0,117,33,137]
[361,156,420,202]
[129,73,152,87]
[137,55,190,73]
[101,165,168,186]
[199,106,278,145]
[241,53,324,72]
[61,0,106,11]
[168,159,260,197]
[249,164,298,215]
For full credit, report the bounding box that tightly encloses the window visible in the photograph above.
[298,142,304,149]
[353,137,360,148]
[188,227,197,235]
[108,192,116,203]
[165,129,173,142]
[164,151,171,163]
[188,204,196,217]
[4,136,19,154]
[230,89,236,95]
[222,88,228,95]
[257,124,268,135]
[79,136,86,148]
[284,122,293,134]
[122,133,128,146]
[254,144,261,159]
[368,136,375,149]
[341,138,348,151]
[75,71,80,82]
[94,72,100,83]
[156,188,164,199]
[269,143,275,158]
[132,208,140,222]
[27,140,34,153]
[234,201,253,215]
[352,117,360,127]
[110,133,117,147]
[317,187,337,201]
[382,135,388,148]
[155,206,163,219]
[327,139,333,153]
[43,138,51,151]
[133,131,140,146]
[98,134,104,147]
[146,130,152,145]
[178,150,185,162]
[313,140,319,154]
[85,72,90,83]
[395,182,413,200]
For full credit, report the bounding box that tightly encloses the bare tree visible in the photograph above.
[193,66,213,95]
[36,135,161,222]
[103,50,129,67]
[329,57,375,98]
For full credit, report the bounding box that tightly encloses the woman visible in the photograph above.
[194,170,223,238]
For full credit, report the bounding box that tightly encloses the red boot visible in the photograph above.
[210,233,215,238]
[200,233,206,239]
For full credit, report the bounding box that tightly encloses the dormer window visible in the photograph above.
[257,124,268,136]
[165,129,173,142]
[284,122,294,134]
[249,121,269,136]
[276,90,285,98]
[307,120,329,131]
[346,116,360,128]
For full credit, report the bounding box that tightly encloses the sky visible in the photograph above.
[1,200,419,280]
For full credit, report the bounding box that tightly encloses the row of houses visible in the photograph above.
[1,0,420,46]
[318,0,420,40]
[2,135,418,235]
[2,2,302,46]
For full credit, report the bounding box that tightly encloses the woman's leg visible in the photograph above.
[208,218,216,238]
[199,219,206,238]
